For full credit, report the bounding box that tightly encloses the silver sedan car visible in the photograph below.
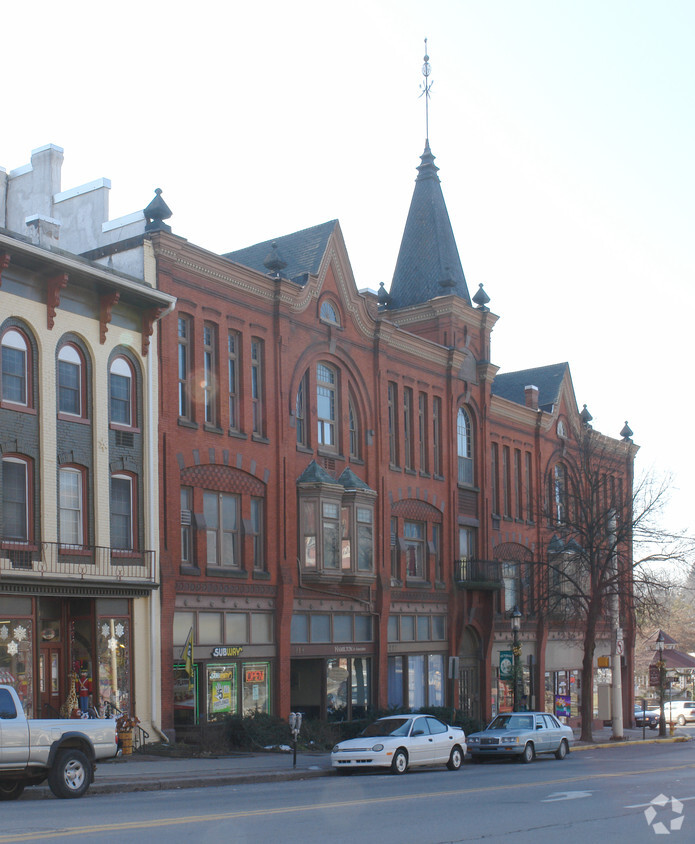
[467,712,573,763]
[331,714,467,774]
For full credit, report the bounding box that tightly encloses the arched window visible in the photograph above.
[1,329,29,406]
[58,344,84,417]
[59,466,85,546]
[2,456,30,541]
[320,301,340,325]
[110,357,134,427]
[317,363,337,450]
[457,407,473,485]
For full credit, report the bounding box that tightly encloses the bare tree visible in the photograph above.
[538,425,691,742]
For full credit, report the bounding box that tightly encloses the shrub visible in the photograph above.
[226,710,291,750]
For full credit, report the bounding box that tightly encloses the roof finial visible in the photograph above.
[419,38,432,142]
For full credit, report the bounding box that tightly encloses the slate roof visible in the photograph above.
[337,467,374,492]
[491,363,569,412]
[296,460,341,486]
[388,141,470,310]
[223,220,337,286]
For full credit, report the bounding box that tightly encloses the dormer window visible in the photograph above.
[320,301,340,326]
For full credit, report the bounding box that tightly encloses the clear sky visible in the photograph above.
[3,1,694,536]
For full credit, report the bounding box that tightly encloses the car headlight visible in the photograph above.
[332,745,341,753]
[500,736,519,744]
[371,744,384,752]
[468,737,480,744]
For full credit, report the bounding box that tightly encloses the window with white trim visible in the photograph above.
[204,491,239,568]
[58,344,83,417]
[59,467,84,547]
[110,474,134,550]
[1,329,29,406]
[457,407,473,485]
[317,363,337,449]
[2,457,29,541]
[110,358,133,427]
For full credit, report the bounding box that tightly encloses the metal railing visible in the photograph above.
[454,558,502,587]
[0,541,155,582]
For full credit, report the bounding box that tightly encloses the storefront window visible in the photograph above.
[207,663,237,721]
[173,664,198,726]
[0,613,33,717]
[428,655,444,706]
[408,654,425,709]
[97,617,131,716]
[326,657,371,720]
[242,662,270,715]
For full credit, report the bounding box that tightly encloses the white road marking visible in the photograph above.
[542,791,593,802]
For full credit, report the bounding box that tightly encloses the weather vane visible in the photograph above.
[419,38,433,141]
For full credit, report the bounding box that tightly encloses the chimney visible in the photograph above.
[524,384,539,410]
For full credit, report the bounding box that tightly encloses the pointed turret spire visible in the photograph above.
[388,141,471,309]
[387,43,470,310]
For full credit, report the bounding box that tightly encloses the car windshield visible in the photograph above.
[360,718,412,738]
[486,714,534,731]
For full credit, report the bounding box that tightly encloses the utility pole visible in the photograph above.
[609,511,624,739]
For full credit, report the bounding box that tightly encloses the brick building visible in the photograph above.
[145,140,636,736]
[0,145,174,732]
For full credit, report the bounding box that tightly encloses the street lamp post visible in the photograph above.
[511,606,523,711]
[657,631,666,738]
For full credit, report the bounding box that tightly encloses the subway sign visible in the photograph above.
[210,646,244,658]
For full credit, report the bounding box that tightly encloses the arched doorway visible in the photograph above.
[459,627,482,721]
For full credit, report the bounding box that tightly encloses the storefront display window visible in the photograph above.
[242,662,270,714]
[207,663,237,721]
[97,616,131,716]
[173,664,198,726]
[428,654,444,706]
[0,614,33,717]
[326,657,371,720]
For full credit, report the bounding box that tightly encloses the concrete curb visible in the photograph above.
[572,736,689,751]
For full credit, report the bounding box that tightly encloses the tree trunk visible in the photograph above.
[580,609,599,742]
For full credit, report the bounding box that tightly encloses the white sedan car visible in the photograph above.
[331,714,466,775]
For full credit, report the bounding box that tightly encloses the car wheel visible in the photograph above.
[447,746,464,771]
[0,780,25,801]
[48,749,92,799]
[520,742,535,764]
[554,739,569,760]
[391,748,408,775]
[677,715,686,726]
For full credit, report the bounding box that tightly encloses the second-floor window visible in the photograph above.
[181,486,193,564]
[418,392,428,473]
[59,466,85,547]
[204,491,239,568]
[2,457,29,542]
[404,521,425,579]
[110,474,134,550]
[251,497,264,571]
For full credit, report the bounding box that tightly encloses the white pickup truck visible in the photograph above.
[0,684,118,800]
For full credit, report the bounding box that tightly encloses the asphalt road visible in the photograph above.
[1,742,694,843]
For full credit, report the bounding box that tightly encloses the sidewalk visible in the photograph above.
[22,726,690,800]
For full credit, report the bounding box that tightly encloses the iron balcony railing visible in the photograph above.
[454,558,502,589]
[0,540,155,583]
